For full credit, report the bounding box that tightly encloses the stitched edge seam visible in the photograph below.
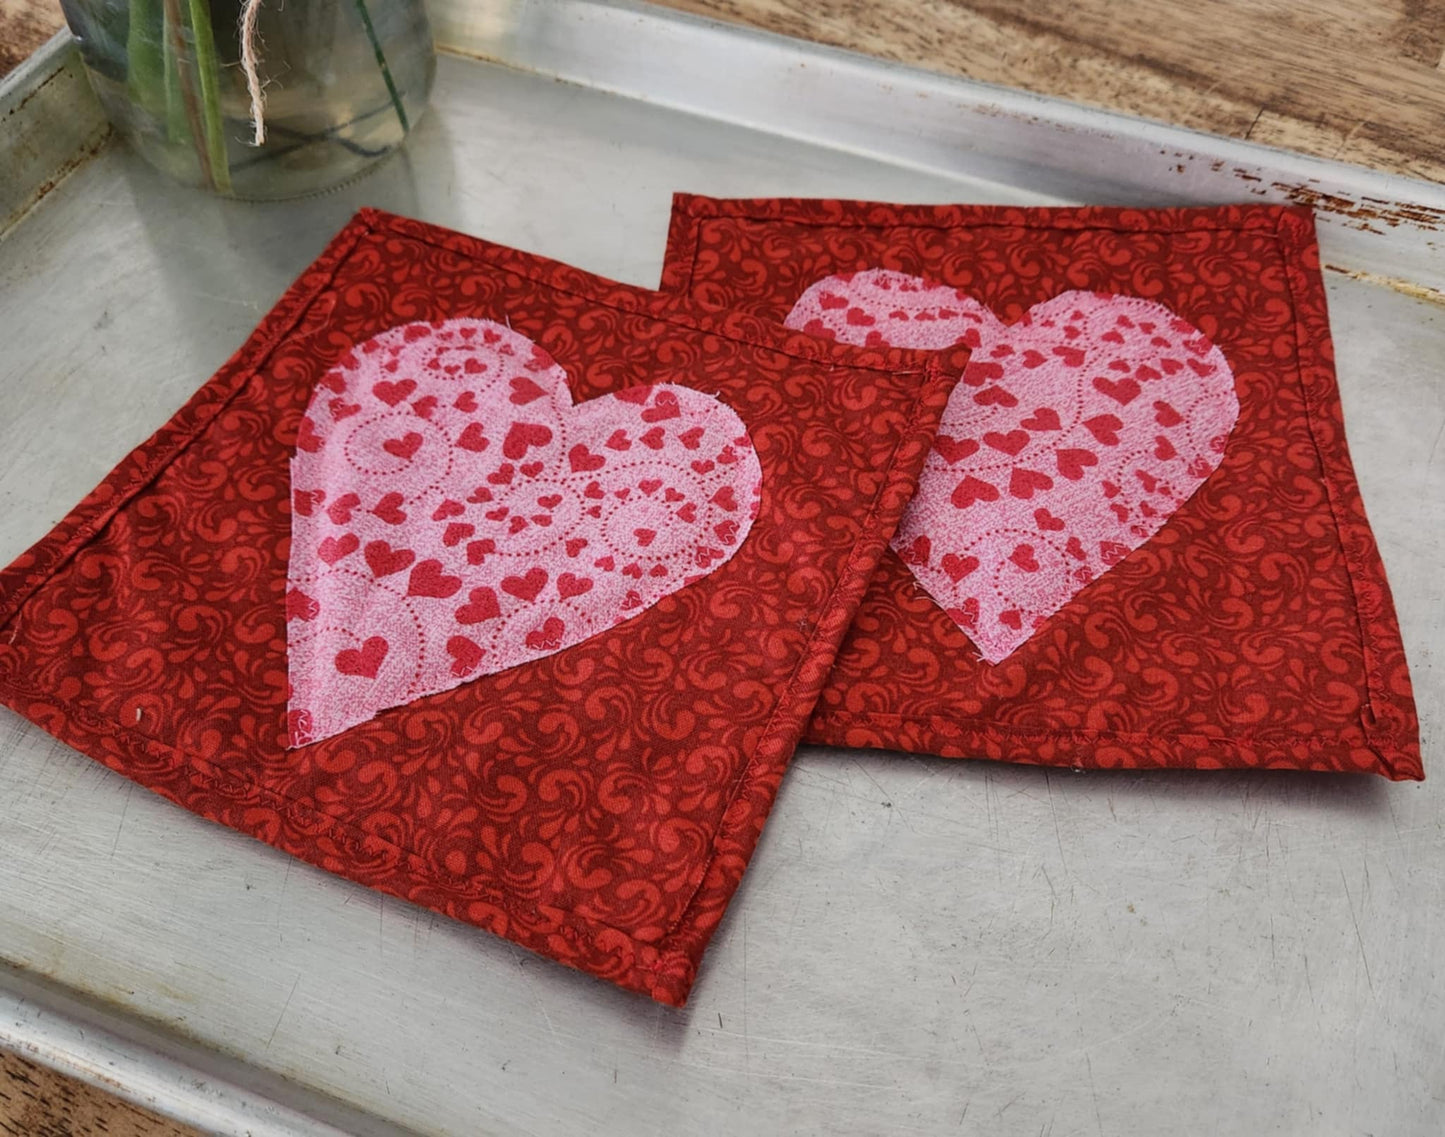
[665,197,1419,779]
[0,210,955,1003]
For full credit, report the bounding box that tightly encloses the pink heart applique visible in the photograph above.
[286,318,762,746]
[787,270,1238,663]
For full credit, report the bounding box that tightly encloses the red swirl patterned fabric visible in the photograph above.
[661,195,1421,780]
[0,209,956,1004]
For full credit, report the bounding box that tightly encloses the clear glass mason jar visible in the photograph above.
[60,0,436,200]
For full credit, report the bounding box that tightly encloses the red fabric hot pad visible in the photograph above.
[0,209,955,1005]
[662,195,1421,780]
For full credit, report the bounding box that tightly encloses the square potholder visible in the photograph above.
[0,209,954,1004]
[662,195,1421,780]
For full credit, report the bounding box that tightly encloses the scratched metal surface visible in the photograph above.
[1,5,1443,1135]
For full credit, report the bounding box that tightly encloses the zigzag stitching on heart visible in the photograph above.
[787,270,1239,662]
[287,317,762,745]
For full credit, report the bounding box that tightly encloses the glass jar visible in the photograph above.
[60,0,436,200]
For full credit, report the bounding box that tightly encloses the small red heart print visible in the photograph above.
[455,586,501,624]
[335,636,389,679]
[557,573,593,599]
[317,534,358,565]
[383,432,423,461]
[1083,414,1123,445]
[1092,376,1140,406]
[372,379,417,406]
[327,492,360,525]
[948,598,980,628]
[287,319,761,744]
[642,390,682,422]
[974,386,1019,408]
[446,635,484,677]
[524,617,566,651]
[509,376,547,404]
[371,492,407,525]
[407,559,462,599]
[286,589,320,621]
[568,444,606,472]
[1055,449,1099,481]
[296,418,323,452]
[457,423,489,452]
[293,489,325,516]
[899,535,932,566]
[941,553,979,583]
[934,436,981,464]
[1153,401,1183,427]
[501,568,548,603]
[502,421,553,459]
[364,540,415,578]
[785,275,1238,663]
[984,430,1030,456]
[962,360,1003,386]
[951,476,1000,509]
[1020,407,1062,431]
[1008,467,1054,500]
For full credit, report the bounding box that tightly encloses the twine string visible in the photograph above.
[239,0,267,145]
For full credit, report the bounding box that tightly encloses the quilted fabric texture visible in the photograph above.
[0,210,956,1004]
[662,195,1421,780]
[286,317,764,745]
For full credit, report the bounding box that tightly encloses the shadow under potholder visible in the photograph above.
[662,195,1420,780]
[0,210,955,1005]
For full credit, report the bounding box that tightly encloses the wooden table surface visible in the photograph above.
[0,0,1440,1133]
[5,0,1445,181]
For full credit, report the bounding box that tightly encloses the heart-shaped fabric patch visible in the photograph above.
[787,271,1239,662]
[287,318,762,744]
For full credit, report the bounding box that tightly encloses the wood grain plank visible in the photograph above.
[1,1049,199,1137]
[657,0,1445,182]
[6,0,1444,179]
[0,0,59,76]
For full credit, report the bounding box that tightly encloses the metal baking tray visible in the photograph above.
[2,2,1442,1133]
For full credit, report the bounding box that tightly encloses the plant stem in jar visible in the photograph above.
[352,0,410,134]
[184,0,233,193]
